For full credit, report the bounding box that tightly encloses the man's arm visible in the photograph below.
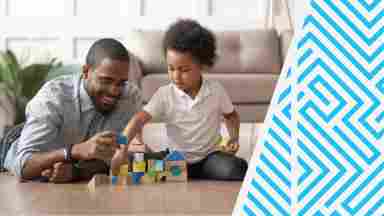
[22,131,118,180]
[21,149,67,180]
[40,159,110,183]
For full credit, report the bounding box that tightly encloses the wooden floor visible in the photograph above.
[0,174,241,216]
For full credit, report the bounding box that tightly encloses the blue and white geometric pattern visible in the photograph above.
[233,0,383,215]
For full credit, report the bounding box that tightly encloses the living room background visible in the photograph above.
[0,0,299,143]
[0,0,296,64]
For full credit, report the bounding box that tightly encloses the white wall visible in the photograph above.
[0,0,294,64]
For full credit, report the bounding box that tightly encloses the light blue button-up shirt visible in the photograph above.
[5,74,142,176]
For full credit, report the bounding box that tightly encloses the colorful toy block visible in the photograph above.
[132,172,144,184]
[147,159,164,172]
[133,152,146,172]
[119,164,130,176]
[165,151,188,182]
[90,149,188,189]
[156,171,168,182]
[117,134,128,145]
[141,173,157,184]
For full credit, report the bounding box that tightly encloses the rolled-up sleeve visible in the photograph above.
[11,90,62,177]
[13,117,60,177]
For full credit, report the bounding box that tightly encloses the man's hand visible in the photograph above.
[72,131,119,160]
[41,162,73,183]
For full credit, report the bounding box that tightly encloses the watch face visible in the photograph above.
[64,145,73,162]
[64,148,69,161]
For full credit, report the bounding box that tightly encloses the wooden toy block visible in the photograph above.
[147,159,164,172]
[111,174,134,186]
[119,164,129,176]
[132,153,146,172]
[88,174,109,192]
[141,173,157,184]
[117,134,128,145]
[156,171,168,182]
[165,160,188,182]
[121,175,134,185]
[132,161,146,172]
[164,150,188,182]
[132,172,144,184]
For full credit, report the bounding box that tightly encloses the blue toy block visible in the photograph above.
[165,150,186,161]
[154,160,164,171]
[132,172,144,184]
[111,176,118,185]
[117,134,128,145]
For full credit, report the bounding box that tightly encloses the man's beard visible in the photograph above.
[90,95,116,115]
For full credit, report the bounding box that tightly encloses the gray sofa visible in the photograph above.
[125,29,293,122]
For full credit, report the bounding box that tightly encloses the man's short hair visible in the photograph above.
[86,38,130,68]
[163,19,217,67]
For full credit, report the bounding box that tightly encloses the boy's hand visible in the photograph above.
[225,138,240,155]
[216,137,239,154]
[41,162,73,183]
[128,135,147,152]
[128,143,147,152]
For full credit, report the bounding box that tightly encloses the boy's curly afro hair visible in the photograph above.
[163,19,217,67]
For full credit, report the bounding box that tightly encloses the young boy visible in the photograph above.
[122,19,247,180]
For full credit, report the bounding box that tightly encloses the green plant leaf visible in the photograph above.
[0,51,16,86]
[5,50,21,77]
[0,50,62,124]
[20,64,51,99]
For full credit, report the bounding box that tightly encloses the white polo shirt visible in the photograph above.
[143,78,234,163]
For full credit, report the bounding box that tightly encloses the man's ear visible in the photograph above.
[82,64,92,79]
[201,65,210,73]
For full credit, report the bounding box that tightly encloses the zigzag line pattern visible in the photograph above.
[295,0,383,215]
[241,68,293,216]
[235,0,383,215]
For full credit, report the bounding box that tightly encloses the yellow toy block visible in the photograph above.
[119,164,129,176]
[132,161,146,172]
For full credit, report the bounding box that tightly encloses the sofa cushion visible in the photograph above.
[213,30,282,74]
[126,29,282,75]
[125,31,167,75]
[235,104,270,122]
[141,73,279,104]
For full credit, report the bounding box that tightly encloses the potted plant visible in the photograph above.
[0,50,62,125]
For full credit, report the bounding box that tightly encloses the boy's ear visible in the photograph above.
[82,64,92,79]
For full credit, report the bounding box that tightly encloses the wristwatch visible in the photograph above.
[64,144,74,162]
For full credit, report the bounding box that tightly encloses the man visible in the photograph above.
[4,38,144,183]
